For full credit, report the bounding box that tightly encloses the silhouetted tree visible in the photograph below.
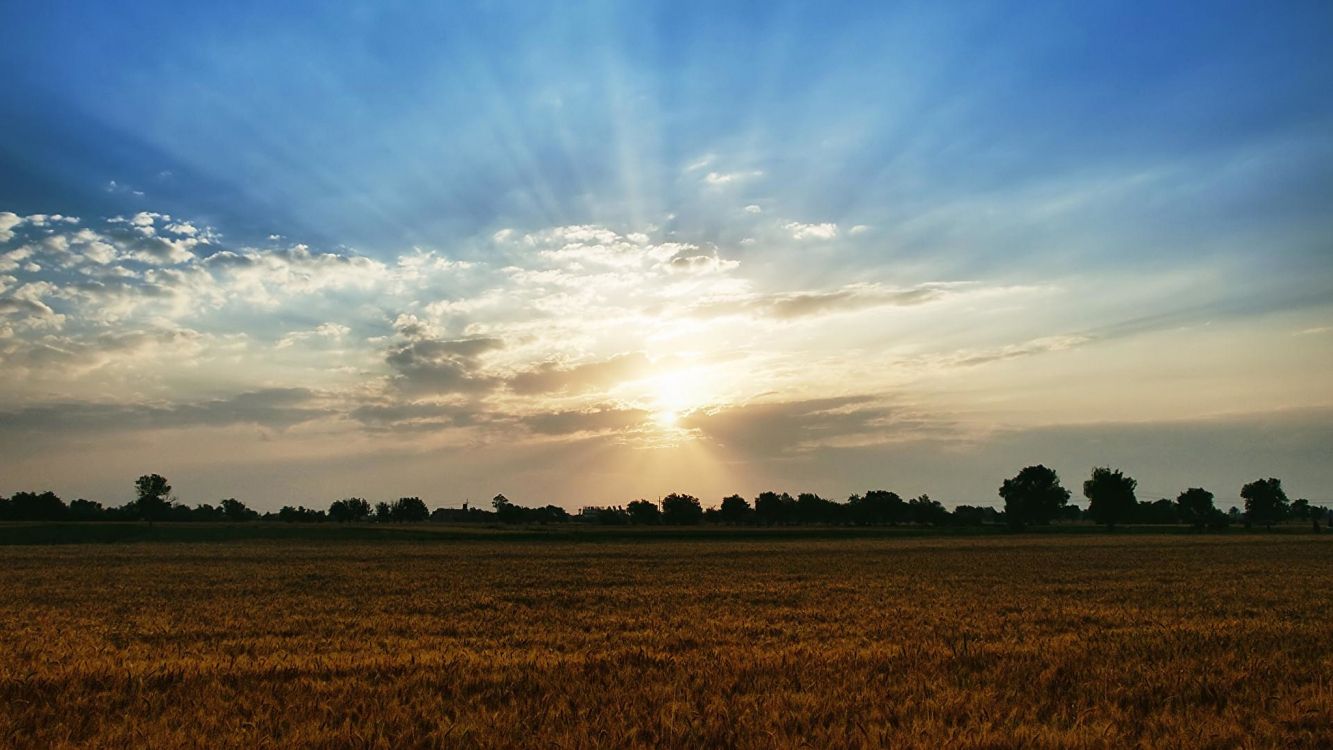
[754,491,794,525]
[134,474,173,525]
[68,498,105,521]
[4,491,68,521]
[661,493,703,525]
[328,497,372,522]
[907,494,949,525]
[374,501,393,523]
[848,490,906,525]
[391,496,430,522]
[1174,488,1216,529]
[219,498,258,522]
[1083,467,1138,528]
[999,465,1070,529]
[278,505,325,522]
[492,493,511,510]
[1241,478,1289,529]
[950,505,994,526]
[626,499,660,524]
[719,494,752,524]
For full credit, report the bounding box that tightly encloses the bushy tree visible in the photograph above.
[1241,478,1289,529]
[68,498,105,521]
[3,491,68,521]
[907,494,949,525]
[1083,467,1138,528]
[134,474,173,525]
[328,497,372,522]
[754,491,794,525]
[1174,487,1215,528]
[220,498,259,522]
[374,501,393,523]
[626,499,660,524]
[848,489,907,525]
[999,465,1070,529]
[391,496,430,522]
[661,493,703,525]
[795,493,840,524]
[719,494,751,524]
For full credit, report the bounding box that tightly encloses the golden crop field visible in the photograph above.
[2,533,1330,749]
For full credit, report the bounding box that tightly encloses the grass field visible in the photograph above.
[2,534,1330,748]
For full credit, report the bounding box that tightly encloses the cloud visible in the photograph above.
[681,396,937,456]
[691,282,954,320]
[508,352,651,395]
[0,388,326,434]
[0,212,21,243]
[704,170,763,186]
[520,407,652,436]
[385,336,505,395]
[744,205,762,214]
[784,221,839,240]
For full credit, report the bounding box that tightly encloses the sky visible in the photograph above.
[1,1,1331,511]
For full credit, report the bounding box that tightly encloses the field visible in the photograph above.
[2,533,1330,749]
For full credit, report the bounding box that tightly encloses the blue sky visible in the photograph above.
[1,1,1331,508]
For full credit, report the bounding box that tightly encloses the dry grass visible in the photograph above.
[1,534,1330,748]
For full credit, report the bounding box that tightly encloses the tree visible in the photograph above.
[220,498,258,522]
[719,494,751,524]
[1241,478,1289,529]
[848,490,906,525]
[4,491,68,521]
[1175,488,1215,529]
[626,499,660,524]
[998,465,1070,529]
[134,474,173,525]
[754,491,793,525]
[328,497,372,522]
[661,493,703,525]
[1083,467,1138,528]
[374,501,393,523]
[69,498,105,521]
[391,496,430,522]
[492,493,511,510]
[795,493,839,524]
[907,494,949,525]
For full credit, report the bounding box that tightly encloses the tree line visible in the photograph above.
[0,467,1325,531]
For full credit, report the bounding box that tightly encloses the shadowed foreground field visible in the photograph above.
[2,535,1330,749]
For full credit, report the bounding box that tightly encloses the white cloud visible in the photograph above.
[0,212,21,243]
[704,170,763,186]
[848,224,870,236]
[784,221,839,240]
[744,204,762,214]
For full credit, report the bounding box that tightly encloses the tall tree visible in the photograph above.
[660,493,703,525]
[626,499,660,525]
[1175,488,1215,529]
[134,474,173,526]
[999,465,1070,529]
[1083,467,1138,528]
[1241,478,1289,529]
[719,494,751,524]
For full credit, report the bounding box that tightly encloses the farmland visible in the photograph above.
[2,533,1330,749]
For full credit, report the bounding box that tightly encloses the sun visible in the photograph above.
[646,369,708,429]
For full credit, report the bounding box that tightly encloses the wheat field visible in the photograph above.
[1,533,1330,749]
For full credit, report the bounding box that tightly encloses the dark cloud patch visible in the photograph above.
[0,388,326,433]
[691,283,951,320]
[385,336,504,395]
[521,407,652,435]
[348,401,482,431]
[508,352,650,395]
[681,396,943,457]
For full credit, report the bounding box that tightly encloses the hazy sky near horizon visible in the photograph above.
[2,1,1331,510]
